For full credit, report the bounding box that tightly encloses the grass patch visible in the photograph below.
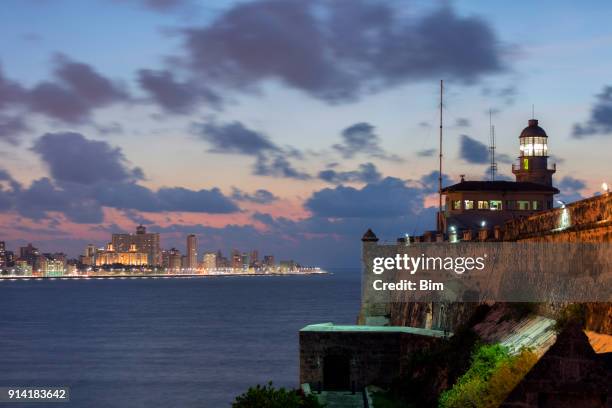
[438,344,538,408]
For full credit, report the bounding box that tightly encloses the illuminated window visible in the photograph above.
[478,200,489,210]
[490,200,502,210]
[533,201,539,210]
[523,158,529,170]
[517,200,530,210]
[464,200,474,210]
[520,136,548,157]
[453,200,461,210]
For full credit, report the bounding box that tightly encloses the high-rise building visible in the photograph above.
[167,248,182,272]
[81,244,96,266]
[19,243,39,265]
[241,253,250,271]
[0,241,6,270]
[95,243,148,266]
[231,249,241,270]
[263,255,275,268]
[112,225,161,266]
[186,234,197,270]
[202,252,216,270]
[249,250,259,267]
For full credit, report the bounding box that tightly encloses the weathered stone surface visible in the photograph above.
[501,324,611,407]
[299,329,444,390]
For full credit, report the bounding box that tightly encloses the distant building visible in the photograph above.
[263,255,275,268]
[186,234,197,270]
[241,253,250,271]
[166,248,182,272]
[231,250,241,270]
[112,225,161,266]
[202,252,216,270]
[43,257,65,277]
[250,250,259,267]
[13,260,32,276]
[95,243,148,266]
[80,244,96,266]
[279,260,296,272]
[19,243,40,267]
[441,119,559,233]
[0,241,5,270]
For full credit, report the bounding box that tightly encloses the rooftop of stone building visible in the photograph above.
[442,180,559,193]
[300,322,450,338]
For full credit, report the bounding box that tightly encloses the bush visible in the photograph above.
[232,382,323,408]
[438,345,537,408]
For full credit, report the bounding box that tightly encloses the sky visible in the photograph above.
[1,0,611,267]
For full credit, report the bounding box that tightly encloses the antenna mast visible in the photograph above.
[489,110,497,180]
[438,80,443,232]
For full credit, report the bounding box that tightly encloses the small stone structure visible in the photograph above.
[299,323,447,390]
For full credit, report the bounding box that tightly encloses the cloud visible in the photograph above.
[195,120,279,155]
[305,176,424,218]
[416,148,436,157]
[455,118,471,127]
[112,0,189,11]
[0,56,127,126]
[179,1,504,103]
[459,134,488,164]
[0,115,28,144]
[253,154,310,180]
[558,176,586,192]
[557,175,587,204]
[481,85,516,105]
[31,132,143,184]
[572,86,612,137]
[418,170,453,192]
[27,55,127,123]
[0,132,243,222]
[0,66,26,109]
[137,69,220,114]
[318,162,381,184]
[194,120,309,180]
[333,122,402,161]
[231,188,279,204]
[0,174,240,223]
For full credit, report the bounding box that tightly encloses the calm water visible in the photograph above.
[0,273,360,407]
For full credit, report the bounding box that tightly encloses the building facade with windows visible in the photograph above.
[440,119,559,233]
[112,225,160,266]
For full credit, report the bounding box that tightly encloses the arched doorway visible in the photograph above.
[323,354,350,390]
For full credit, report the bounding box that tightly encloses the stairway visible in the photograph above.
[315,391,364,408]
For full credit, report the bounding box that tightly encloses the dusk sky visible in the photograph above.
[1,0,611,267]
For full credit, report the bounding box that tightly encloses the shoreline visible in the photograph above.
[0,270,329,281]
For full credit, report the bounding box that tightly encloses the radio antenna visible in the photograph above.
[489,109,497,180]
[438,80,443,232]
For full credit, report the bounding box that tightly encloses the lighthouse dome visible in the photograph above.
[519,119,547,138]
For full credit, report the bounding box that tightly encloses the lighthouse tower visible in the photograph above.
[512,119,556,186]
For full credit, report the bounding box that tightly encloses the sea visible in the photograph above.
[0,272,360,407]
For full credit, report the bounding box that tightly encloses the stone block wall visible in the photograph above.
[299,330,443,389]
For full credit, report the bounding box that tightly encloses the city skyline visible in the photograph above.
[1,1,612,267]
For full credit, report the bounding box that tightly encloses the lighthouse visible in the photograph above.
[511,119,556,186]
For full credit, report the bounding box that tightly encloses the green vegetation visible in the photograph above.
[438,344,537,408]
[390,325,481,407]
[232,382,324,408]
[372,391,412,408]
